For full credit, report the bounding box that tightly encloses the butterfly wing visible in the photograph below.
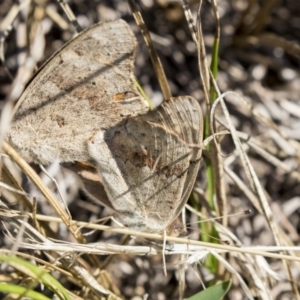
[88,96,203,234]
[9,20,149,165]
[139,96,203,230]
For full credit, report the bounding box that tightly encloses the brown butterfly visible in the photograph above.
[9,19,203,235]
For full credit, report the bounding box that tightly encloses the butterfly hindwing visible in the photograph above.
[88,96,203,234]
[139,96,203,226]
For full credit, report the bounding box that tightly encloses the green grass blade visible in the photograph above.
[134,78,154,109]
[0,254,71,300]
[202,20,221,274]
[0,283,52,300]
[187,280,232,300]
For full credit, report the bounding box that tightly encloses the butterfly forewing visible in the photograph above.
[9,20,149,165]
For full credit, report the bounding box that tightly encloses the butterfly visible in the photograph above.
[9,19,203,235]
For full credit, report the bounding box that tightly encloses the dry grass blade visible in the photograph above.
[127,0,172,101]
[210,91,298,292]
[2,207,300,263]
[0,3,21,81]
[237,33,300,59]
[0,203,119,298]
[2,142,86,243]
[196,0,210,106]
[2,144,106,275]
[211,92,275,228]
[56,0,82,32]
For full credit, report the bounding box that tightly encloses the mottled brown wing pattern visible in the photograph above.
[160,97,203,219]
[87,96,203,234]
[9,20,148,165]
[9,19,203,235]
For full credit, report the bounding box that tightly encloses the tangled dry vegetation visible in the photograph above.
[0,0,300,299]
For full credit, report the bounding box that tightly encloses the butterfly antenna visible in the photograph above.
[182,0,211,106]
[127,0,172,101]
